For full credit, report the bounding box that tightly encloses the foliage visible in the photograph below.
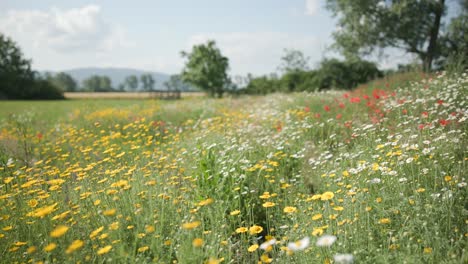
[0,33,64,99]
[278,48,310,74]
[164,74,192,91]
[140,74,155,92]
[242,59,381,94]
[316,58,382,90]
[438,0,468,71]
[82,75,113,92]
[124,75,139,91]
[47,72,78,92]
[325,0,448,71]
[181,40,230,98]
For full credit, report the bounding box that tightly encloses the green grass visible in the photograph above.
[0,72,466,263]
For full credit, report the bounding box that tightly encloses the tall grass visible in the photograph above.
[0,71,466,263]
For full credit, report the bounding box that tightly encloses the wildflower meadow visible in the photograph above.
[0,71,466,263]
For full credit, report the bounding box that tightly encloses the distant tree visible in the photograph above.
[0,33,35,98]
[438,0,468,69]
[243,75,281,95]
[181,40,230,97]
[278,48,310,74]
[99,76,112,92]
[164,74,191,91]
[48,72,77,92]
[140,74,155,92]
[117,83,126,92]
[82,75,113,92]
[325,0,449,72]
[0,33,63,99]
[316,58,382,90]
[125,75,139,91]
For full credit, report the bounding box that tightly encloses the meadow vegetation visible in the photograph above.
[0,71,466,263]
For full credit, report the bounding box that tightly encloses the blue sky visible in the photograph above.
[0,0,435,76]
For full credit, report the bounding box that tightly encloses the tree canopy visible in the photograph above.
[125,75,139,91]
[181,40,230,98]
[278,49,310,74]
[140,74,155,92]
[47,72,77,92]
[325,0,459,71]
[0,33,63,99]
[82,75,113,92]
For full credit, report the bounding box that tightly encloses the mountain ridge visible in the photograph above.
[45,67,172,90]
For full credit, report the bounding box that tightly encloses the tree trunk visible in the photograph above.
[423,0,445,72]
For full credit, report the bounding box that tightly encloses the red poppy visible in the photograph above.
[324,105,331,112]
[304,106,310,112]
[439,119,449,126]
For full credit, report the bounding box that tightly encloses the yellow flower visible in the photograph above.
[192,238,204,247]
[424,247,432,254]
[375,197,382,203]
[138,246,149,252]
[259,192,271,199]
[235,227,248,233]
[90,226,104,239]
[50,225,69,238]
[312,214,323,220]
[311,194,322,200]
[283,206,297,213]
[103,209,116,216]
[444,176,452,182]
[44,243,57,252]
[198,198,214,206]
[2,226,13,231]
[206,257,224,264]
[365,206,372,212]
[66,240,84,254]
[27,246,37,254]
[321,192,334,201]
[249,225,263,235]
[312,228,324,236]
[28,199,38,208]
[109,222,119,230]
[262,202,276,208]
[97,245,112,255]
[229,210,240,216]
[378,218,391,224]
[145,225,155,233]
[333,206,344,211]
[27,203,58,218]
[416,188,425,193]
[182,221,201,230]
[248,244,259,252]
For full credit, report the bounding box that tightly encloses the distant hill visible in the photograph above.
[49,67,172,90]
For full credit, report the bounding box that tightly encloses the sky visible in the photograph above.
[0,0,429,76]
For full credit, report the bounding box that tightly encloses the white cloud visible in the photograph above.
[305,0,320,16]
[0,5,131,54]
[186,32,324,76]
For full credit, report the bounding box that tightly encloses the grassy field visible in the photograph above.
[0,72,466,263]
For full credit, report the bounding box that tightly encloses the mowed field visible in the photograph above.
[0,72,466,263]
